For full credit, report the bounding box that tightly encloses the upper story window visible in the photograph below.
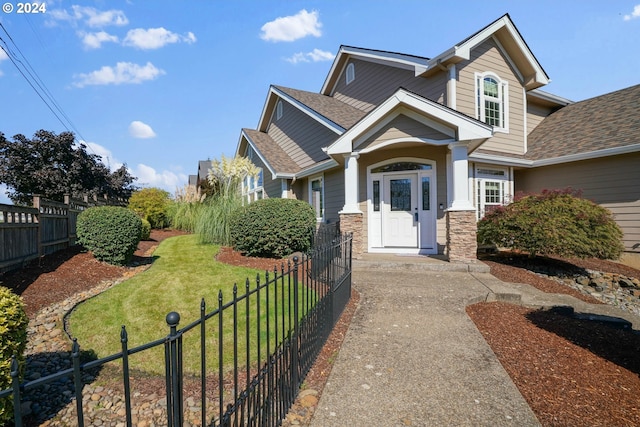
[346,62,355,85]
[476,73,508,131]
[276,100,283,120]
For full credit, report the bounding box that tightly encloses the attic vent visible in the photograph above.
[346,63,355,85]
[276,100,283,120]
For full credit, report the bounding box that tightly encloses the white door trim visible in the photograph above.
[367,157,437,254]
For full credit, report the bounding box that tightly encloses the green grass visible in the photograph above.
[69,234,306,376]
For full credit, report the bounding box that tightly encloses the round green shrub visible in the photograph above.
[140,218,152,241]
[128,188,171,229]
[230,198,316,258]
[477,189,624,259]
[0,286,28,424]
[77,206,142,266]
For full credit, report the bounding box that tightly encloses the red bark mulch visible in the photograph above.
[4,235,640,426]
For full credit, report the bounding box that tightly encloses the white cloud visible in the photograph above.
[134,163,187,191]
[624,4,640,21]
[286,48,334,64]
[50,5,128,27]
[81,141,123,169]
[79,31,119,50]
[260,9,322,42]
[123,27,197,50]
[73,61,165,87]
[129,121,157,139]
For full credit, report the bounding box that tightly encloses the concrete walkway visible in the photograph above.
[309,254,639,426]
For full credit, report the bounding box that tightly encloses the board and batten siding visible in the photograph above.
[267,99,335,169]
[332,58,447,113]
[456,38,526,155]
[515,153,640,253]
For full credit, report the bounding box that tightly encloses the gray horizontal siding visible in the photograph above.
[515,152,640,253]
[333,58,447,112]
[267,100,335,169]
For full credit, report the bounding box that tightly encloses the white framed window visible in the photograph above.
[346,62,355,85]
[276,100,283,120]
[475,167,511,219]
[309,175,324,220]
[475,72,508,131]
[243,168,264,204]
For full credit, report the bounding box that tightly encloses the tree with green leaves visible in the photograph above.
[0,130,137,205]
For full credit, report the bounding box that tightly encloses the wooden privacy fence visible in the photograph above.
[0,195,117,273]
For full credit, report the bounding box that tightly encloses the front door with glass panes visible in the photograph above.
[383,175,418,247]
[370,161,436,252]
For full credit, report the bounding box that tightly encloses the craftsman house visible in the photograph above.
[234,14,640,262]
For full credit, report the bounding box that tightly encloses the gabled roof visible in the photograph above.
[321,15,550,95]
[240,128,301,177]
[526,84,640,163]
[321,46,430,95]
[326,88,492,156]
[418,14,549,90]
[275,86,366,130]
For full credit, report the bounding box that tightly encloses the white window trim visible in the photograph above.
[242,168,264,204]
[475,72,509,133]
[309,175,324,221]
[346,62,355,85]
[474,165,511,219]
[276,100,283,120]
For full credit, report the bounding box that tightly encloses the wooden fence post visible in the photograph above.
[32,195,42,257]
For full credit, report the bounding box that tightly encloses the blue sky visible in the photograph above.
[1,1,639,204]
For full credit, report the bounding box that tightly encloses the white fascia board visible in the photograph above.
[470,152,533,167]
[471,144,640,168]
[271,86,345,135]
[239,129,278,179]
[295,158,339,179]
[528,89,573,106]
[340,46,430,70]
[257,86,277,131]
[326,88,491,156]
[420,16,549,86]
[532,144,640,167]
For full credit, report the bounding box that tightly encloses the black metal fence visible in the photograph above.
[1,232,352,427]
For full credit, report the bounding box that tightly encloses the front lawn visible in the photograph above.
[68,234,299,375]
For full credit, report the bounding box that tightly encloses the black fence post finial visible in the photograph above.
[165,311,183,427]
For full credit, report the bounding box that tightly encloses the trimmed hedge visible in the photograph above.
[0,286,28,424]
[477,189,624,259]
[230,198,316,258]
[77,206,142,266]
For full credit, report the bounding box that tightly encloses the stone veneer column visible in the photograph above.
[446,210,478,263]
[339,212,364,257]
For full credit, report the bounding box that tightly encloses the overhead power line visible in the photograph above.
[0,22,94,153]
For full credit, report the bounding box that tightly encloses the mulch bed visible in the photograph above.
[4,237,640,426]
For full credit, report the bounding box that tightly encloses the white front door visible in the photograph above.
[383,174,418,247]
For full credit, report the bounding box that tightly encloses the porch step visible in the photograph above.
[353,256,490,273]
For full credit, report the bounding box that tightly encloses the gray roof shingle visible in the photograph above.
[242,128,301,175]
[526,84,640,160]
[274,86,367,130]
